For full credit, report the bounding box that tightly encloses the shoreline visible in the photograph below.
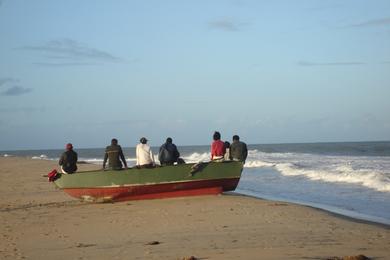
[1,157,389,259]
[233,191,390,227]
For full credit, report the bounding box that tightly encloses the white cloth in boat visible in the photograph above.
[212,155,224,162]
[136,143,155,166]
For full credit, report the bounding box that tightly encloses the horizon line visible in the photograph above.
[1,140,390,152]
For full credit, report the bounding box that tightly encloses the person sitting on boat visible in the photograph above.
[103,138,128,170]
[211,131,226,162]
[224,141,231,161]
[136,137,155,168]
[59,143,78,174]
[158,137,180,166]
[229,135,248,163]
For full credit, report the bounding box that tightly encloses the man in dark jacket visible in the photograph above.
[158,137,180,166]
[229,135,248,163]
[59,143,78,174]
[103,138,128,170]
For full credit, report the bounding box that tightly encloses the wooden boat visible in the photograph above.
[53,161,244,202]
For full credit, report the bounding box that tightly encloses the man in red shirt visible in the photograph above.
[211,131,226,161]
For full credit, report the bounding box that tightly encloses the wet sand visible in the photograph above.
[0,157,389,259]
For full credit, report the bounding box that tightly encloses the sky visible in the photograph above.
[0,0,389,150]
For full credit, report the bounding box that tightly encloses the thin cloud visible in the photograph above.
[208,17,248,32]
[16,38,123,65]
[298,61,366,67]
[1,86,32,96]
[0,77,32,97]
[0,77,18,87]
[33,62,100,67]
[348,17,390,28]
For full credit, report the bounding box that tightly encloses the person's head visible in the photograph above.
[224,141,230,148]
[66,143,73,151]
[232,135,240,141]
[111,138,118,145]
[213,131,221,141]
[140,137,147,144]
[166,137,172,143]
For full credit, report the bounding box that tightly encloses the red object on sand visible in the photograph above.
[48,169,58,182]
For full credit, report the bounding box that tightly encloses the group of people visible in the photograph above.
[59,132,247,174]
[211,131,248,163]
[59,137,181,174]
[100,137,181,170]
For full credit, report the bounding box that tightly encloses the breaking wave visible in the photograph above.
[244,150,390,193]
[32,154,49,160]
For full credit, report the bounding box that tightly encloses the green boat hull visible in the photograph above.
[54,161,243,202]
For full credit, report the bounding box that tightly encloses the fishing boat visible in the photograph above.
[51,161,244,202]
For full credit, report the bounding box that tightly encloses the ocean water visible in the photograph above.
[2,141,390,225]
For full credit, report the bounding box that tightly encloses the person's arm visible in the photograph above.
[243,143,248,162]
[59,153,64,166]
[103,151,108,169]
[119,147,127,168]
[150,147,155,165]
[136,145,140,166]
[74,152,78,172]
[222,142,226,155]
[174,145,180,160]
[158,145,163,162]
[210,143,215,160]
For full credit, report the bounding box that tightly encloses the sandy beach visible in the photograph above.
[0,157,389,260]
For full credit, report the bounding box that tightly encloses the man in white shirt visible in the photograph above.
[136,137,155,168]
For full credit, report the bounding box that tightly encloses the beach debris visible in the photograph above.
[180,256,198,260]
[76,243,96,248]
[326,255,370,260]
[81,195,97,203]
[145,241,160,245]
[268,203,288,206]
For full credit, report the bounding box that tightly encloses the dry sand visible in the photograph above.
[0,157,389,260]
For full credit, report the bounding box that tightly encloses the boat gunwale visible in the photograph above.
[60,176,241,189]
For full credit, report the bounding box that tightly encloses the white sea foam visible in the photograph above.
[242,150,390,193]
[81,158,104,164]
[274,162,390,192]
[80,157,138,167]
[244,160,275,168]
[32,154,49,160]
[183,152,211,163]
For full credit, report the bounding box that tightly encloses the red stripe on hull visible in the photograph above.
[63,178,240,202]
